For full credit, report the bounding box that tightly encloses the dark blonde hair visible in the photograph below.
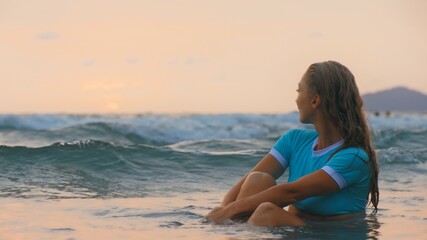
[305,60,379,212]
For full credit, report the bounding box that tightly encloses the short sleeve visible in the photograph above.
[321,148,370,189]
[268,130,295,169]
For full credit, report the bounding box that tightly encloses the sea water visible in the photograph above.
[0,113,426,239]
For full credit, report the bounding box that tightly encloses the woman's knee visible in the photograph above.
[253,202,277,215]
[248,202,280,225]
[249,202,306,227]
[236,172,276,201]
[244,171,276,187]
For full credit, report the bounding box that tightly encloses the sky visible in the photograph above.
[1,0,426,114]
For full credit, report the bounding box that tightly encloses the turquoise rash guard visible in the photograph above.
[269,129,372,216]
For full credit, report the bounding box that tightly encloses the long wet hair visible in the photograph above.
[305,60,379,213]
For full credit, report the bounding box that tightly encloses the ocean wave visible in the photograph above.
[0,139,257,199]
[1,113,426,199]
[373,128,427,149]
[367,112,427,130]
[0,114,301,147]
[166,139,271,156]
[377,147,427,165]
[2,113,426,148]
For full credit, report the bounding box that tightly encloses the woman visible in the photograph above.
[206,61,379,227]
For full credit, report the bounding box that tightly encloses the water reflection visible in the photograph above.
[222,213,381,240]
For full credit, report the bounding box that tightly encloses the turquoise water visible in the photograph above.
[0,113,426,239]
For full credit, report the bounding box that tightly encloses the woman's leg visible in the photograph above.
[248,202,305,227]
[235,171,276,200]
[234,171,305,227]
[229,171,276,221]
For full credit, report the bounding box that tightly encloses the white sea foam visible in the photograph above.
[0,112,426,147]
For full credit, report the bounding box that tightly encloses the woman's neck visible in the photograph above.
[313,119,343,150]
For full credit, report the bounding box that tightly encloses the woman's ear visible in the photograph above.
[311,94,321,109]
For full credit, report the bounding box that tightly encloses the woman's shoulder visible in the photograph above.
[335,146,369,162]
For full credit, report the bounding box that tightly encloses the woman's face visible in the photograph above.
[296,76,315,123]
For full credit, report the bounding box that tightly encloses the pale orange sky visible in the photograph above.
[1,0,426,114]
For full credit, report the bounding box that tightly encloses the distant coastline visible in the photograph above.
[362,87,427,113]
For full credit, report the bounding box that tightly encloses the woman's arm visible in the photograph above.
[221,154,285,206]
[207,168,340,223]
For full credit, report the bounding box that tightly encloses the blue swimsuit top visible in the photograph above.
[269,129,371,215]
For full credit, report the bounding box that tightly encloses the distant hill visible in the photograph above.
[362,87,427,112]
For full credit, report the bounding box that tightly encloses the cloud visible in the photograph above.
[125,57,141,64]
[82,81,125,91]
[308,32,323,38]
[82,59,96,67]
[167,55,206,65]
[185,56,196,64]
[35,31,60,41]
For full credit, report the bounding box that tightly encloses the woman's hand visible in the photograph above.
[205,205,233,224]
